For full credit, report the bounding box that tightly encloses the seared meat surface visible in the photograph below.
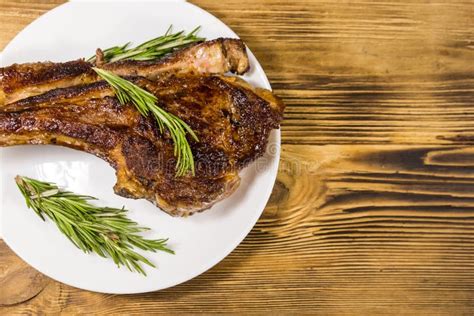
[0,39,284,216]
[0,38,249,106]
[0,76,283,216]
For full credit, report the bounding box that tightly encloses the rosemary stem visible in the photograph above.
[16,176,174,275]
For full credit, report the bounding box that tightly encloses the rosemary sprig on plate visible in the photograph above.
[87,26,204,64]
[15,176,174,275]
[93,67,198,176]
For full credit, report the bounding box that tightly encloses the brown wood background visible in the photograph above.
[1,0,474,314]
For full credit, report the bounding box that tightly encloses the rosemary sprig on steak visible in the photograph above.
[93,67,198,176]
[87,26,204,64]
[15,176,174,275]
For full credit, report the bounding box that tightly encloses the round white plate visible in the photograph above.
[0,1,280,293]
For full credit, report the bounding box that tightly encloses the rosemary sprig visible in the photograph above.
[93,67,198,176]
[87,26,204,64]
[15,176,174,275]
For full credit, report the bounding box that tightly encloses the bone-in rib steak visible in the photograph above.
[0,39,284,216]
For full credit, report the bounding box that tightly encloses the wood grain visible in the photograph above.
[0,241,49,306]
[1,0,474,314]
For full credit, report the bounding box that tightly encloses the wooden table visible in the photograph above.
[1,0,473,314]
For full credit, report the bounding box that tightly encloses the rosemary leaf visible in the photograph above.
[15,176,174,276]
[87,26,204,64]
[92,67,198,176]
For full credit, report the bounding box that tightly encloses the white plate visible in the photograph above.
[0,1,280,293]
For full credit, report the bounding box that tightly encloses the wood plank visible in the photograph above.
[185,1,474,145]
[0,0,474,314]
[2,144,474,314]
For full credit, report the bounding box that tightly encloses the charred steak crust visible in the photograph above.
[0,38,249,106]
[0,60,93,94]
[0,73,284,216]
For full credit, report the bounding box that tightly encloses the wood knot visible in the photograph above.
[268,180,289,206]
[0,241,49,306]
[263,180,290,218]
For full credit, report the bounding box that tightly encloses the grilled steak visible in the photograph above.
[0,38,284,216]
[0,38,249,106]
[0,74,284,216]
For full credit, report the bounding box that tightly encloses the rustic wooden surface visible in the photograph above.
[1,0,474,314]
